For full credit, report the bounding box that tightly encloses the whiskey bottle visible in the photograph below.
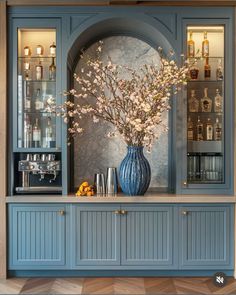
[35,88,44,111]
[24,82,31,111]
[24,46,31,57]
[33,118,41,148]
[187,117,194,140]
[189,65,199,80]
[187,31,195,58]
[196,116,204,141]
[201,88,212,112]
[206,118,213,141]
[23,114,32,148]
[214,117,222,141]
[49,57,56,81]
[216,59,224,81]
[188,89,199,112]
[214,89,223,113]
[202,31,209,57]
[204,57,211,79]
[35,61,43,80]
[36,45,44,56]
[50,42,56,57]
[44,117,55,148]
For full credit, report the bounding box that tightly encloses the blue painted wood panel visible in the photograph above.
[71,205,121,267]
[9,204,66,270]
[179,205,234,269]
[121,205,175,268]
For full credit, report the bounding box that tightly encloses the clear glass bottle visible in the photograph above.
[24,46,31,57]
[187,31,195,58]
[196,116,204,141]
[35,61,43,80]
[202,31,209,57]
[50,42,56,56]
[44,117,55,148]
[35,88,44,111]
[204,57,211,79]
[49,57,56,81]
[216,59,224,81]
[201,88,212,112]
[206,118,213,141]
[24,82,31,111]
[33,118,41,148]
[24,62,30,80]
[187,117,194,140]
[188,89,199,112]
[214,117,222,141]
[214,89,223,113]
[23,114,32,148]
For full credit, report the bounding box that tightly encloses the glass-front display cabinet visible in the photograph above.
[179,22,233,194]
[10,19,62,195]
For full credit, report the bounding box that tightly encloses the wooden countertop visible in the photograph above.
[5,193,236,203]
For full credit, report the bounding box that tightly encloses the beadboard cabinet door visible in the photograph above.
[179,205,234,269]
[121,205,177,269]
[72,205,121,268]
[9,204,66,270]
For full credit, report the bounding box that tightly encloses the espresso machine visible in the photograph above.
[16,153,62,193]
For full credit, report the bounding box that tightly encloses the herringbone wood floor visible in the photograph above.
[0,277,236,294]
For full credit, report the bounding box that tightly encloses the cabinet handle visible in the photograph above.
[181,210,188,216]
[120,210,127,215]
[182,181,187,187]
[114,210,121,215]
[59,210,65,216]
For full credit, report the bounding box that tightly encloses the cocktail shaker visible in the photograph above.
[106,167,118,195]
[94,173,105,195]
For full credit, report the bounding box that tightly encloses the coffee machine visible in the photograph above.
[16,153,62,193]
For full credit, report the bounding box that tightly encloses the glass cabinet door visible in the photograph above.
[17,29,58,150]
[186,26,225,185]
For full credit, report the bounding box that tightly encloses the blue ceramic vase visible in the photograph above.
[119,146,151,196]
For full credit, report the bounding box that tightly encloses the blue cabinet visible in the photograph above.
[9,204,67,270]
[179,205,234,269]
[71,205,121,267]
[121,205,177,269]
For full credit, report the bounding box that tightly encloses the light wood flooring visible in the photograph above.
[0,277,236,294]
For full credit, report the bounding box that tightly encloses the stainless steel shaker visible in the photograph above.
[106,167,118,195]
[94,173,105,195]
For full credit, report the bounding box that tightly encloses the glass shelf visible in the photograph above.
[18,56,56,59]
[188,80,223,83]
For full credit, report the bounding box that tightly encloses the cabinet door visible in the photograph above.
[9,204,66,269]
[179,205,234,269]
[121,205,176,269]
[72,205,120,267]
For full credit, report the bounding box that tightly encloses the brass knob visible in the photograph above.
[182,181,187,187]
[120,210,127,215]
[59,210,65,216]
[181,210,188,216]
[114,210,121,215]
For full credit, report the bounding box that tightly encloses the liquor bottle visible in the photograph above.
[35,88,44,111]
[187,117,194,140]
[201,88,212,112]
[24,62,30,80]
[214,117,222,141]
[187,31,195,58]
[44,117,55,148]
[24,82,31,111]
[36,45,44,56]
[50,42,56,56]
[204,57,211,79]
[23,114,32,148]
[35,61,43,80]
[49,57,56,81]
[206,118,213,140]
[216,59,224,81]
[202,31,209,57]
[196,116,204,141]
[189,66,199,80]
[214,89,223,113]
[188,89,199,112]
[24,46,31,57]
[33,118,41,148]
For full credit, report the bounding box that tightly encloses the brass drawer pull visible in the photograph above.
[181,210,188,216]
[114,210,121,215]
[120,210,127,215]
[59,210,65,216]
